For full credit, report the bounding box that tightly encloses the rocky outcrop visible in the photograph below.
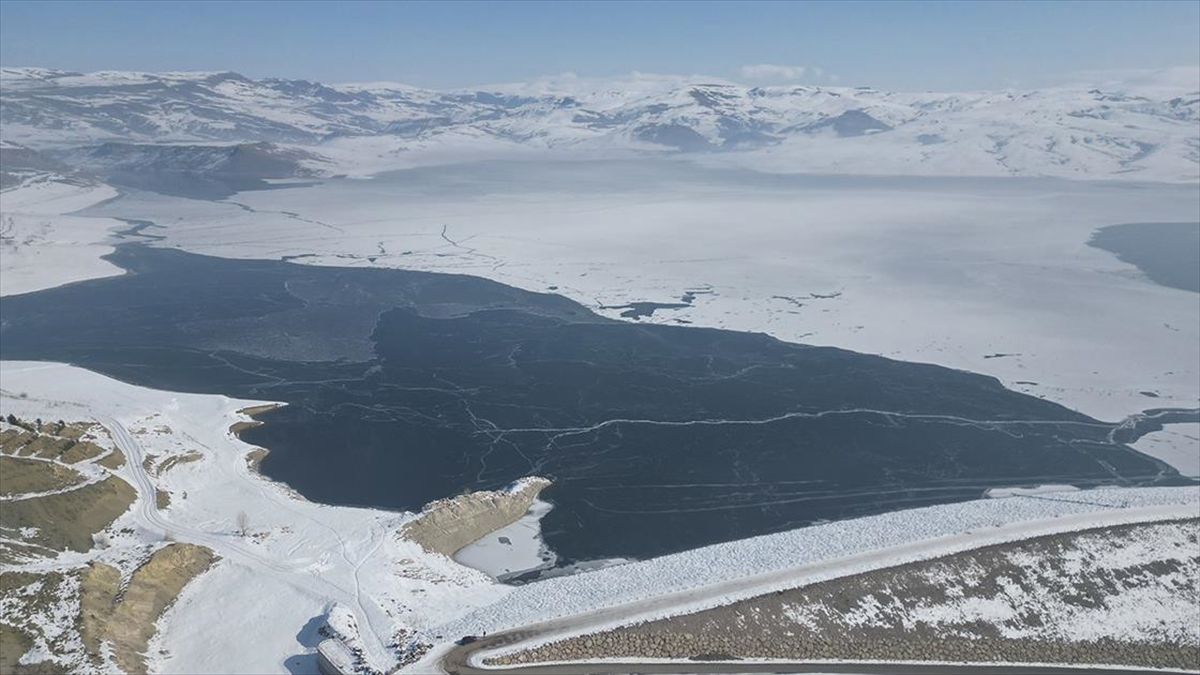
[401,477,550,558]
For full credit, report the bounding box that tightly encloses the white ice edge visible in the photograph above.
[1131,423,1200,479]
[0,178,127,297]
[454,498,558,579]
[985,484,1081,498]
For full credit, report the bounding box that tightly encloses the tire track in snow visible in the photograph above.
[99,415,398,671]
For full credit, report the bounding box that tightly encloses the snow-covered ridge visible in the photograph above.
[1,67,1197,181]
[58,141,328,179]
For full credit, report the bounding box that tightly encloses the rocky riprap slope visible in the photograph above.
[490,519,1200,671]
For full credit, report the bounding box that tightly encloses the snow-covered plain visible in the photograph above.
[0,176,125,296]
[79,165,1200,430]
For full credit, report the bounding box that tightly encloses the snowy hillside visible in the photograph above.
[2,67,1197,181]
[57,141,325,178]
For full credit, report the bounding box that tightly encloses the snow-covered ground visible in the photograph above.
[454,499,557,580]
[0,361,508,674]
[822,519,1200,645]
[0,176,125,296]
[79,166,1200,431]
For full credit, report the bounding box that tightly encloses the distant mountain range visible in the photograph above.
[1,67,1197,181]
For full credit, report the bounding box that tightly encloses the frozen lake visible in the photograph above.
[77,160,1200,425]
[1,244,1191,565]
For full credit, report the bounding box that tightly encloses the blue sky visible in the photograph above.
[1,0,1197,90]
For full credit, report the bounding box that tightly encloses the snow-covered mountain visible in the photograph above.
[2,67,1197,181]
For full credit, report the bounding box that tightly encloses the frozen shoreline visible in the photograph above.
[0,177,125,296]
[454,498,558,580]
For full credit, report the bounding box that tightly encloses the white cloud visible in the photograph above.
[740,63,808,81]
[478,71,736,96]
[1058,65,1200,96]
[740,63,841,84]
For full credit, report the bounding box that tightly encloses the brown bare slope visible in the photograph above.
[0,475,136,559]
[80,543,217,673]
[402,478,550,558]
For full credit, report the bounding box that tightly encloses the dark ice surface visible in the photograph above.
[1089,222,1200,293]
[0,245,1191,564]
